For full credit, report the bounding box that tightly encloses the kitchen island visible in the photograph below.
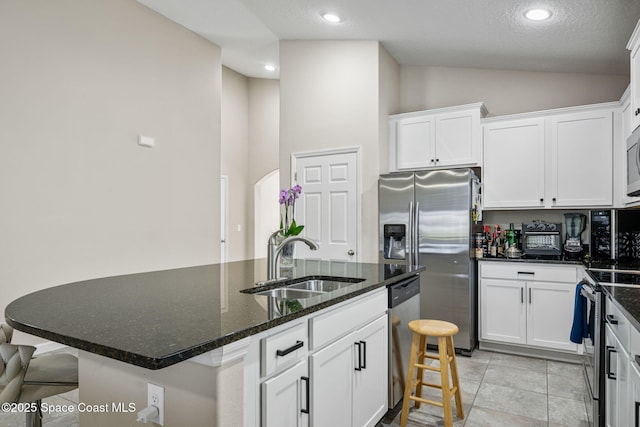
[5,259,422,426]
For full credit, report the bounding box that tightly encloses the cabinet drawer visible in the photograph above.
[606,297,631,353]
[480,262,577,283]
[309,289,387,351]
[261,321,307,377]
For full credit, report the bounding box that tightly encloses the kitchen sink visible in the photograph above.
[287,279,360,293]
[254,288,324,299]
[242,276,365,299]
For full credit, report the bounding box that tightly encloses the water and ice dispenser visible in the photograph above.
[383,224,407,260]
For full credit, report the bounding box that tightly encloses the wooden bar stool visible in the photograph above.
[400,319,463,427]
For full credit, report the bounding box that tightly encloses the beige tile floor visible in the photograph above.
[380,350,589,427]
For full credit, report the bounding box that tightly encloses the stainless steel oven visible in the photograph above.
[580,279,604,427]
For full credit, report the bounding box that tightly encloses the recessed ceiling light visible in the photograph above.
[264,64,276,72]
[321,13,342,23]
[524,8,551,21]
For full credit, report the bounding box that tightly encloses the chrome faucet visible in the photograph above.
[267,230,319,280]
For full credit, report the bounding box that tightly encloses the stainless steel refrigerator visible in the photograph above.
[379,168,481,355]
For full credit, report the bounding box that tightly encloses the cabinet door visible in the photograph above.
[482,118,545,208]
[629,361,640,427]
[526,281,579,352]
[262,359,309,427]
[480,279,526,344]
[395,115,435,170]
[631,41,640,133]
[605,326,618,427]
[550,110,613,207]
[434,109,479,167]
[310,332,354,427]
[353,315,388,427]
[617,343,630,427]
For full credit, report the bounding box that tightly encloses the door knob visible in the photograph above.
[348,249,355,256]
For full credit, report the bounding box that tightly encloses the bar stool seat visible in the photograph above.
[400,319,463,427]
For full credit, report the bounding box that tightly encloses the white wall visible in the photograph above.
[279,40,382,262]
[0,0,222,324]
[400,65,629,116]
[248,78,280,259]
[221,67,250,261]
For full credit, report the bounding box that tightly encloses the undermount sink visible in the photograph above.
[254,288,324,299]
[287,279,360,293]
[246,276,365,300]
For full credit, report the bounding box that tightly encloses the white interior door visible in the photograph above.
[293,150,358,262]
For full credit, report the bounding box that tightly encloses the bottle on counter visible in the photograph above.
[490,232,498,257]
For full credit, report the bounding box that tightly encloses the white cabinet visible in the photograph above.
[311,330,354,427]
[479,262,579,353]
[527,281,579,351]
[628,18,640,133]
[255,288,388,427]
[352,315,388,427]
[262,360,309,427]
[389,103,486,171]
[479,278,526,344]
[482,104,615,209]
[549,110,613,207]
[310,314,388,427]
[630,362,640,427]
[482,118,545,208]
[605,324,630,427]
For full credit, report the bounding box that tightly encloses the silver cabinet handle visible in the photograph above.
[348,249,355,256]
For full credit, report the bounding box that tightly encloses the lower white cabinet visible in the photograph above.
[262,360,309,427]
[630,361,640,426]
[479,262,579,353]
[256,288,388,427]
[353,315,388,427]
[605,323,630,427]
[311,314,388,427]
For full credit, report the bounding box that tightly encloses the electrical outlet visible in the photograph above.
[147,383,164,425]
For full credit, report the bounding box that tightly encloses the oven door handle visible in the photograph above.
[606,345,617,380]
[580,286,596,302]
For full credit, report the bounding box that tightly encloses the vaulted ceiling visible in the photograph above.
[138,0,640,79]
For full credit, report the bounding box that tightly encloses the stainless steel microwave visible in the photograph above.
[628,125,640,197]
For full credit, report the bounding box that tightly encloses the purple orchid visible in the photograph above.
[278,185,304,236]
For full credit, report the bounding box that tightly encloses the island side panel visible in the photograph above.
[78,351,245,426]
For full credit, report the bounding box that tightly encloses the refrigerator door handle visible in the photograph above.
[413,202,420,265]
[408,201,414,264]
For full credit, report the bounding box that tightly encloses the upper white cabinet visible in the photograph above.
[483,118,546,208]
[389,103,487,171]
[549,109,613,207]
[627,18,640,133]
[482,104,615,209]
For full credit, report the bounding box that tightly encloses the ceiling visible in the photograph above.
[138,0,640,79]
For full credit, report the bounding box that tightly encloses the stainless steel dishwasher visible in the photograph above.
[388,275,420,408]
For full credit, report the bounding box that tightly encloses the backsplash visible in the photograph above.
[482,209,591,237]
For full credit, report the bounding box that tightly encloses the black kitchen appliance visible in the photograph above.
[590,210,612,262]
[521,221,562,258]
[564,213,587,260]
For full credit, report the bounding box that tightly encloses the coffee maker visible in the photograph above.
[564,213,586,259]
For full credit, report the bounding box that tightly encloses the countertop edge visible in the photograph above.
[7,269,422,370]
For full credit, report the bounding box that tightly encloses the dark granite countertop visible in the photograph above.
[5,259,423,370]
[588,269,640,332]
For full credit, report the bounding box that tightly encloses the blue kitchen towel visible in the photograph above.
[570,283,589,344]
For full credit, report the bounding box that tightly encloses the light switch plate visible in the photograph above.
[138,135,155,148]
